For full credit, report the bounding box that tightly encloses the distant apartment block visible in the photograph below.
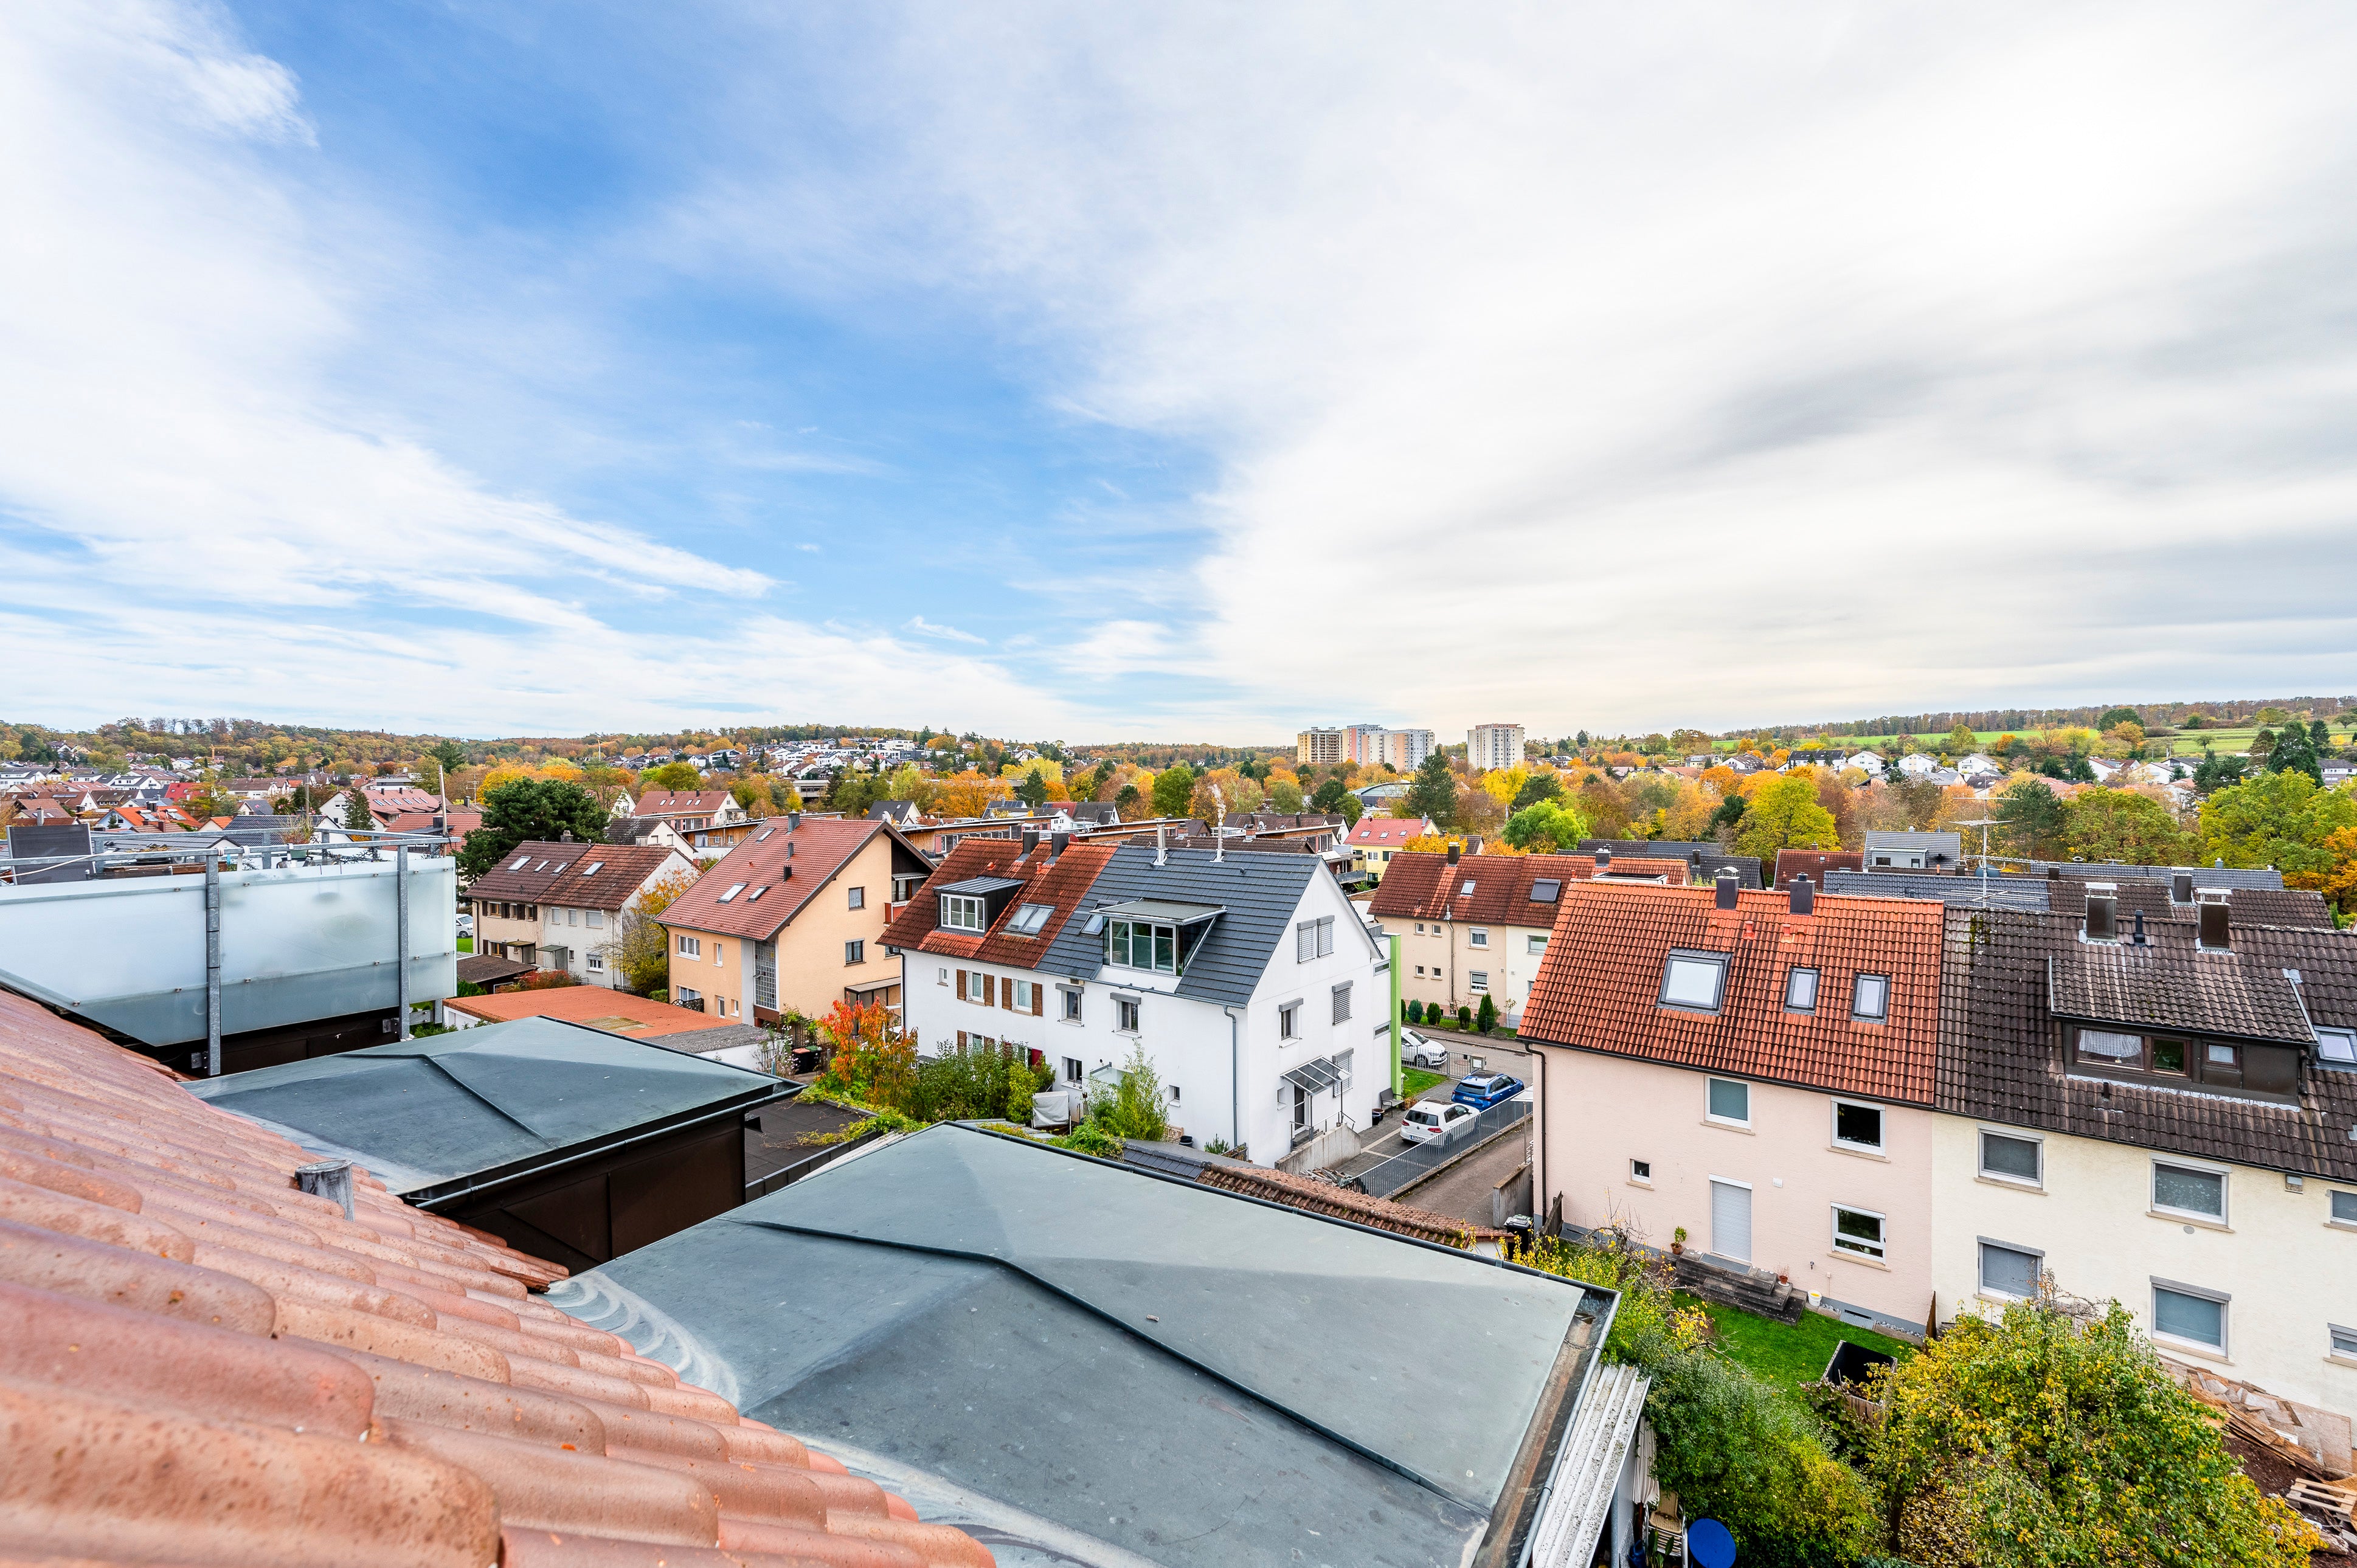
[1467,722,1526,770]
[1299,724,1433,769]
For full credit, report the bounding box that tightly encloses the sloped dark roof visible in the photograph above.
[2034,860,2286,890]
[1773,849,1864,889]
[1826,869,2052,910]
[1039,844,1353,1010]
[1369,851,1688,925]
[2042,878,2333,930]
[2049,945,2314,1045]
[465,841,687,912]
[1519,883,1945,1104]
[1938,909,2357,1178]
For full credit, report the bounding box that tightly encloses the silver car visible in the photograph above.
[1399,1101,1476,1145]
[1400,1029,1448,1069]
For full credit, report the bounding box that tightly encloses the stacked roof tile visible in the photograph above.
[879,837,1118,968]
[0,986,991,1567]
[1518,883,1945,1105]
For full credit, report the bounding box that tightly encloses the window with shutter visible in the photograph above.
[1031,986,1044,1017]
[956,970,967,1000]
[1317,917,1335,957]
[1002,979,1016,1012]
[983,975,997,1006]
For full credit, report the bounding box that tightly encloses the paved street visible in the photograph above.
[1390,1125,1532,1229]
[1328,1038,1535,1182]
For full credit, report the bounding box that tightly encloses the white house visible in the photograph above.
[1844,752,1888,776]
[885,835,1390,1167]
[1895,751,1937,779]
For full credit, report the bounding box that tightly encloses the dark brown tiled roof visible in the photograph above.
[1939,909,2357,1179]
[1773,849,1863,889]
[1518,883,1945,1105]
[2043,878,2333,931]
[1195,1164,1504,1245]
[0,987,989,1566]
[2049,943,2314,1045]
[879,838,1118,970]
[659,817,885,943]
[465,841,689,913]
[1369,851,1690,925]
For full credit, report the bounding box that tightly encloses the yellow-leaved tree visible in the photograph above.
[608,866,701,995]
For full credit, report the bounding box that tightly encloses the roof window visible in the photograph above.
[2317,1027,2357,1068]
[1851,973,1890,1021]
[1008,903,1054,937]
[747,885,767,902]
[510,856,531,871]
[1660,951,1728,1013]
[717,883,746,903]
[580,862,603,876]
[1529,879,1561,903]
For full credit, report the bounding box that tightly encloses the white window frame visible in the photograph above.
[1528,934,1548,956]
[2150,1279,2230,1355]
[1784,966,1819,1014]
[713,942,725,967]
[1629,1158,1652,1186]
[939,894,986,933]
[2331,1324,2357,1363]
[1979,1238,2044,1299]
[1469,970,1489,993]
[2152,1159,2227,1224]
[847,886,865,909]
[676,935,701,958]
[1062,1056,1084,1083]
[1705,1076,1750,1127]
[1832,1203,1886,1261]
[1279,1001,1301,1039]
[938,966,950,986]
[1059,986,1083,1023]
[1469,928,1489,948]
[1978,1128,2044,1188]
[586,953,606,972]
[1831,1099,1885,1153]
[1115,996,1141,1033]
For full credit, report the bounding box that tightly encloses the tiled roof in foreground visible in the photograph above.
[0,986,991,1568]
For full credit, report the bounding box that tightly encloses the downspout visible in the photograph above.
[1389,931,1402,1099]
[1224,1004,1241,1156]
[1528,1040,1546,1227]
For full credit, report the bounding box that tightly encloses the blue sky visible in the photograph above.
[5,3,2357,741]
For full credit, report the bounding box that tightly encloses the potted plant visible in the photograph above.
[1670,1226,1686,1256]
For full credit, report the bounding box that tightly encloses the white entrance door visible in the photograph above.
[1709,1179,1752,1263]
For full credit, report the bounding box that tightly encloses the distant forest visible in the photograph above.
[1724,696,2356,742]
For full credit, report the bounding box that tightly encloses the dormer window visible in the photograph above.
[1109,917,1178,974]
[940,894,987,933]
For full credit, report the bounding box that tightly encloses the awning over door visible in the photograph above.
[1281,1055,1341,1096]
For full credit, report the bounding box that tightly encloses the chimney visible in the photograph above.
[2198,897,2231,951]
[1051,830,1070,857]
[786,841,795,859]
[2131,910,2147,945]
[1155,824,1168,867]
[1020,829,1039,855]
[2085,885,2117,941]
[2047,865,2063,880]
[2171,872,2193,904]
[1594,846,1611,871]
[787,811,801,830]
[560,829,573,843]
[1715,868,1739,910]
[1790,875,1814,915]
[1447,843,1461,865]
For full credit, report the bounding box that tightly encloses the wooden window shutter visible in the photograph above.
[1031,984,1044,1017]
[983,975,995,1007]
[1003,979,1015,1012]
[958,1029,968,1050]
[956,969,967,1001]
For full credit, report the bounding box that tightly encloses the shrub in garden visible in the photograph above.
[1475,993,1498,1032]
[1407,999,1424,1024]
[1457,1004,1473,1028]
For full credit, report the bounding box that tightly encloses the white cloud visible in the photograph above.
[904,615,985,644]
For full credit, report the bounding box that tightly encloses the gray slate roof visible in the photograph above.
[1863,831,1964,860]
[1825,869,2051,910]
[1038,843,1340,1009]
[1577,840,1762,888]
[2033,860,2286,890]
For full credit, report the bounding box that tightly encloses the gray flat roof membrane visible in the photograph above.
[189,1015,778,1197]
[558,1124,1610,1567]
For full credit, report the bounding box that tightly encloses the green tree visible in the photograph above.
[2193,744,2248,794]
[1731,775,1838,862]
[1150,764,1196,819]
[1265,776,1305,813]
[1089,1043,1169,1141]
[607,865,699,993]
[2095,705,2142,731]
[2264,720,2324,784]
[1511,772,1563,812]
[342,786,375,834]
[1114,782,1144,818]
[1475,993,1497,1032]
[1943,722,1977,753]
[2062,788,2195,865]
[1867,1296,2320,1568]
[457,778,611,877]
[1403,751,1458,828]
[1993,778,2067,859]
[1501,798,1589,852]
[2200,770,2357,876]
[1310,777,1350,815]
[642,761,702,792]
[1886,774,1946,831]
[1015,767,1050,810]
[829,769,881,818]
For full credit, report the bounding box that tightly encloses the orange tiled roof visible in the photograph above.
[662,817,885,942]
[1517,882,1944,1105]
[1347,815,1434,847]
[879,837,1117,970]
[0,986,992,1567]
[1369,850,1690,925]
[446,987,738,1040]
[637,790,735,818]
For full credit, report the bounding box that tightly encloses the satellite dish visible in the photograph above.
[1687,1518,1736,1568]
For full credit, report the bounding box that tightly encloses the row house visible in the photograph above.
[462,840,695,985]
[885,835,1388,1166]
[635,789,756,854]
[1518,867,2357,1424]
[1346,813,1436,882]
[660,813,932,1022]
[1368,848,1688,1027]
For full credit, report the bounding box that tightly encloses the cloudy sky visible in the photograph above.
[5,3,2355,742]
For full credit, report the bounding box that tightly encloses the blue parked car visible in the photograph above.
[1452,1072,1525,1111]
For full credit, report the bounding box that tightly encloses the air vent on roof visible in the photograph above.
[718,883,746,903]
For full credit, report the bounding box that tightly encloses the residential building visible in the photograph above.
[884,836,1389,1166]
[660,813,932,1022]
[1577,839,1764,888]
[1371,848,1689,1028]
[1863,830,1962,871]
[1844,751,1889,776]
[1345,722,1390,764]
[1895,751,1937,779]
[1467,722,1526,770]
[1931,899,2357,1417]
[1519,873,1947,1338]
[1296,725,1347,765]
[1347,813,1436,880]
[634,788,757,854]
[1382,727,1436,769]
[1773,848,1864,889]
[462,839,695,984]
[607,814,688,850]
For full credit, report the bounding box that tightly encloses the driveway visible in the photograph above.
[1389,1125,1532,1230]
[1327,1042,1533,1181]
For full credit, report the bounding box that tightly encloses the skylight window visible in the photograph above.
[1082,911,1107,935]
[717,883,746,903]
[510,856,531,871]
[1785,967,1819,1013]
[747,885,766,902]
[580,862,603,876]
[1851,973,1891,1021]
[1460,881,1476,896]
[1660,951,1728,1013]
[1529,879,1561,903]
[2319,1028,2357,1067]
[1008,903,1054,936]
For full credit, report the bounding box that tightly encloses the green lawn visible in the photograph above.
[457,936,473,953]
[1677,1292,1911,1398]
[1402,1066,1447,1098]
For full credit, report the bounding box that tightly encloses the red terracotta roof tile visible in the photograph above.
[636,790,737,817]
[661,816,893,942]
[0,986,991,1567]
[1368,850,1691,925]
[466,841,690,912]
[881,837,1118,970]
[1346,815,1435,847]
[1518,882,1944,1104]
[1772,849,1863,889]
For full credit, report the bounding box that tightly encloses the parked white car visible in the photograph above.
[1398,1101,1476,1145]
[1400,1029,1448,1069]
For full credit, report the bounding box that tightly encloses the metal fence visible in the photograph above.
[1343,1096,1529,1200]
